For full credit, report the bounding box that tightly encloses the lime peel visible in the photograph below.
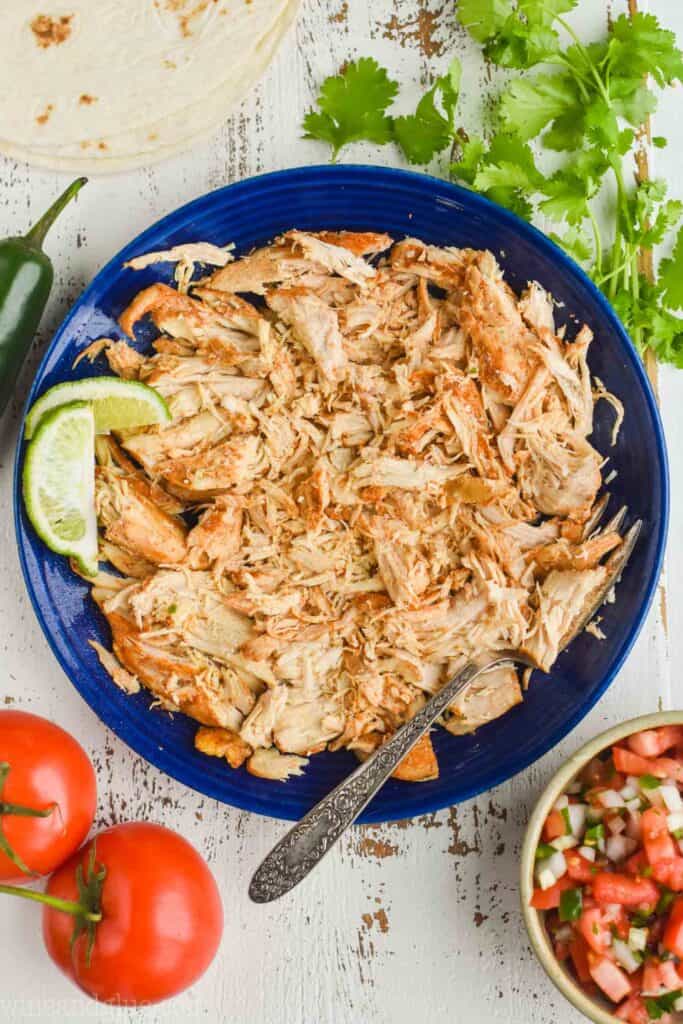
[24,376,170,439]
[22,401,98,576]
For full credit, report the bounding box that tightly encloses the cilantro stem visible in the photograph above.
[555,15,612,109]
[587,207,603,273]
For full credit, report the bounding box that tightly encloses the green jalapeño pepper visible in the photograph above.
[0,177,87,416]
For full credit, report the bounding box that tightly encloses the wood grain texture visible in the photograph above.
[0,1,679,1021]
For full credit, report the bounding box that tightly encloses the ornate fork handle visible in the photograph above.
[249,656,513,903]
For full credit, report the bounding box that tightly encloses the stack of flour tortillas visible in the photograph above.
[0,0,299,172]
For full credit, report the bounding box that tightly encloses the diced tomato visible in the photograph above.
[543,809,567,841]
[579,906,612,954]
[628,727,683,759]
[642,807,677,865]
[652,857,683,891]
[615,994,652,1024]
[530,876,574,910]
[662,895,683,958]
[565,849,597,884]
[588,953,632,1003]
[625,849,649,876]
[601,902,630,939]
[642,958,682,995]
[652,757,683,783]
[613,747,658,776]
[569,932,592,983]
[592,872,659,907]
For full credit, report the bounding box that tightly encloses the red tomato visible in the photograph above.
[663,896,683,959]
[652,857,683,891]
[42,822,223,1005]
[569,933,592,983]
[543,809,566,841]
[565,849,597,884]
[0,711,96,882]
[642,807,677,865]
[592,872,659,907]
[625,850,649,876]
[579,907,612,954]
[628,727,683,759]
[615,994,653,1024]
[588,953,632,1003]
[613,747,659,777]
[530,876,574,909]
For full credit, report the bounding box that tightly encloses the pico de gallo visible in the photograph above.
[530,725,683,1023]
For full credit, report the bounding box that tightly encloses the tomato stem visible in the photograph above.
[0,763,56,876]
[0,882,102,923]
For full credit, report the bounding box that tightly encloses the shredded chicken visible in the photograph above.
[82,231,623,782]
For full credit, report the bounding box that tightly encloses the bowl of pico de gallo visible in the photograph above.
[521,712,683,1024]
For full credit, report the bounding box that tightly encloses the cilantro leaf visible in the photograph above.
[394,60,461,165]
[549,226,592,265]
[660,226,683,309]
[457,0,511,43]
[302,58,399,159]
[453,133,541,219]
[500,73,580,139]
[607,12,683,88]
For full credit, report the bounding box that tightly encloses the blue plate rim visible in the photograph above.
[13,163,670,822]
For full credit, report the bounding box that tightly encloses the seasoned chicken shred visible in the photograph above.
[82,230,623,783]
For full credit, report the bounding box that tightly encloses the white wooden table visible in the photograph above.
[1,2,682,1021]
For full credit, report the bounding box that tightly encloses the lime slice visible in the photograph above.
[24,376,170,440]
[23,401,98,576]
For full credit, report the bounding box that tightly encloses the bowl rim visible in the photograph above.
[12,163,671,822]
[520,711,683,1024]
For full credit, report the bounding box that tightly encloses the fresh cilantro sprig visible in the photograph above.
[302,4,683,369]
[303,57,462,166]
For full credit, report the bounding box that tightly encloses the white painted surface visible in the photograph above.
[0,1,681,1021]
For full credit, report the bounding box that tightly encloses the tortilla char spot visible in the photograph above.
[79,94,97,105]
[35,103,54,125]
[30,13,74,48]
[97,141,108,151]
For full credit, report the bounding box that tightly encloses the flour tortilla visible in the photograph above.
[0,0,299,173]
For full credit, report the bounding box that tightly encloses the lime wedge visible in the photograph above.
[22,402,98,576]
[24,376,170,440]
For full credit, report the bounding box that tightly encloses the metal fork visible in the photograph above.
[249,516,642,903]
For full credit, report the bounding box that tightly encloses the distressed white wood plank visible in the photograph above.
[0,1,680,1022]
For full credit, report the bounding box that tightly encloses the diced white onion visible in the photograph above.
[613,938,641,974]
[579,846,596,862]
[550,835,579,852]
[553,795,569,811]
[537,866,558,891]
[626,775,640,789]
[661,785,683,812]
[547,851,567,880]
[628,927,648,953]
[606,814,627,835]
[620,784,639,801]
[567,804,587,836]
[667,810,683,833]
[675,995,683,1012]
[606,835,637,862]
[599,789,625,809]
[587,806,605,823]
[625,797,643,813]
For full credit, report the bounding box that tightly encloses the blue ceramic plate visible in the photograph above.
[14,165,669,823]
